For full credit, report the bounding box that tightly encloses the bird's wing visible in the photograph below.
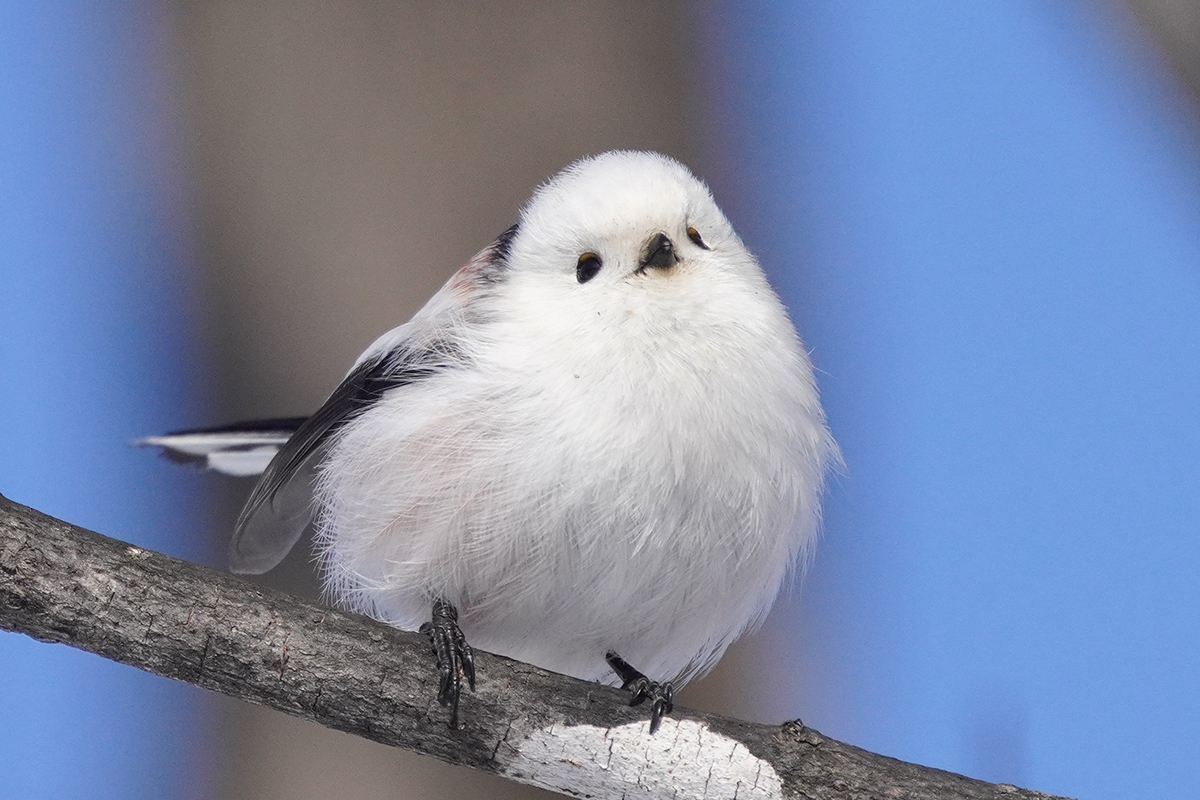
[228,224,518,575]
[228,347,452,574]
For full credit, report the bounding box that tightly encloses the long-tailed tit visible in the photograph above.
[142,151,837,732]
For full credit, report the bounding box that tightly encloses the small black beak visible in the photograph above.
[640,233,678,271]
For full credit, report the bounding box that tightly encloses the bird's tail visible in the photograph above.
[135,418,307,477]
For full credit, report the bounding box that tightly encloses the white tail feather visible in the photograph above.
[136,431,292,477]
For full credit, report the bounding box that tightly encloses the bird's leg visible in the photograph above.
[419,598,475,727]
[606,651,675,734]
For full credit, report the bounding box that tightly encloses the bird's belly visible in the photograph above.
[316,365,807,685]
[320,431,797,684]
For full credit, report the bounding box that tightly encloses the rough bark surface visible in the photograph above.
[0,492,1074,800]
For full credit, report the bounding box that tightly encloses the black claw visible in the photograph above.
[606,651,675,734]
[420,599,474,727]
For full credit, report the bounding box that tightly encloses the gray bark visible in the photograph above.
[0,492,1073,800]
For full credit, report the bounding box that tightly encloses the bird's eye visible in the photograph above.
[687,226,709,250]
[576,253,602,283]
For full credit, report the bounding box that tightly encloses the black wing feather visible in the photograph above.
[229,346,452,574]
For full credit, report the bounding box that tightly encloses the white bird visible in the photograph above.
[141,151,837,731]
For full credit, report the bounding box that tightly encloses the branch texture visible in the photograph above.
[0,493,1072,800]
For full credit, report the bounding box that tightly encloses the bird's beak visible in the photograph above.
[640,233,678,271]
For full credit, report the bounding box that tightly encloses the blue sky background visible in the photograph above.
[700,3,1200,798]
[3,3,1199,799]
[1,4,214,799]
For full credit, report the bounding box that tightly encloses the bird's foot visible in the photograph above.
[419,598,475,727]
[606,651,674,734]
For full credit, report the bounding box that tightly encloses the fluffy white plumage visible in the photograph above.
[318,151,834,685]
[146,150,836,696]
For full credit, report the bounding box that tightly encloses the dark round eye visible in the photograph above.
[686,226,709,250]
[576,253,602,283]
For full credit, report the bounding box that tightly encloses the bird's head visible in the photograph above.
[499,151,764,309]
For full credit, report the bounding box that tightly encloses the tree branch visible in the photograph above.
[0,492,1071,800]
